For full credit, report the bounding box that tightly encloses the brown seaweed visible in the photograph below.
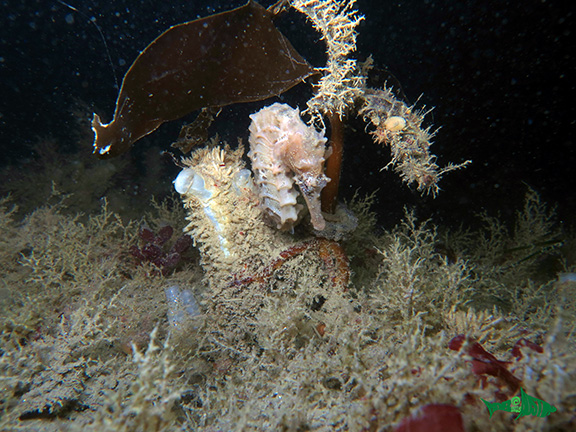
[172,107,219,154]
[92,1,315,158]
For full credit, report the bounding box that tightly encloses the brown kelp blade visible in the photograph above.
[92,1,316,158]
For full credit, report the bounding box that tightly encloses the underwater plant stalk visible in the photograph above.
[321,113,344,214]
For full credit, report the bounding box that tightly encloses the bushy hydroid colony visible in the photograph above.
[0,184,574,431]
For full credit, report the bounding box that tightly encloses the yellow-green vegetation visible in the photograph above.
[0,186,574,431]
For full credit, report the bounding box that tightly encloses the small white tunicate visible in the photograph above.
[175,168,213,201]
[173,168,196,194]
[179,289,201,317]
[165,285,201,329]
[174,168,213,201]
[189,172,212,200]
[232,168,254,196]
[165,286,181,305]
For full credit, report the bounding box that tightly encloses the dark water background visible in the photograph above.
[0,0,574,228]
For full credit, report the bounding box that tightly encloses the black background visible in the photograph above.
[0,0,574,228]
